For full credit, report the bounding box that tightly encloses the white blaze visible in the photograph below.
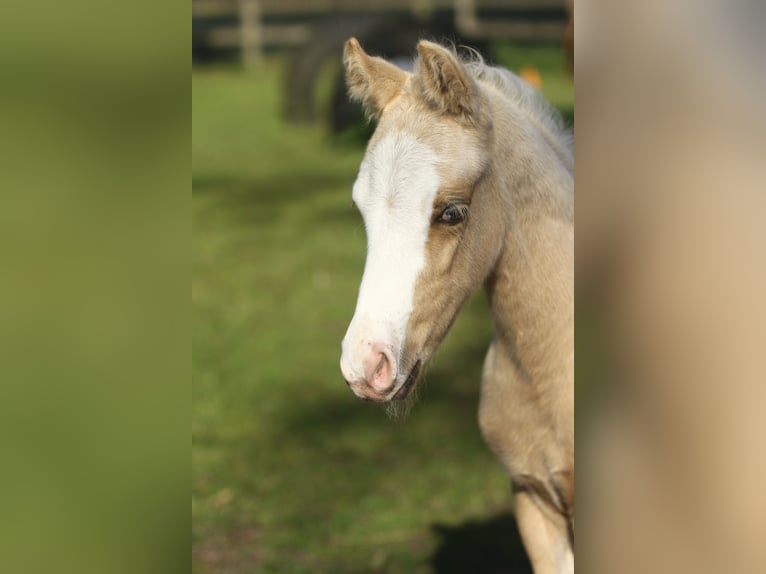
[341,132,440,384]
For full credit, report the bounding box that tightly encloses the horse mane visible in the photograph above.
[460,50,574,171]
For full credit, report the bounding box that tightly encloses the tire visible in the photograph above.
[328,17,492,133]
[283,14,492,132]
[284,15,382,123]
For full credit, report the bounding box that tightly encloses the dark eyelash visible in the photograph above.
[435,203,469,225]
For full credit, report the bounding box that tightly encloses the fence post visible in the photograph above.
[238,0,262,69]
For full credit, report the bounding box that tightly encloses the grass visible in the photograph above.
[193,45,573,574]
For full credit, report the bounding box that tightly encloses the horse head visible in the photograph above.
[340,39,505,403]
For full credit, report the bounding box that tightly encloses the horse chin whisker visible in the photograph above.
[384,360,424,420]
[390,359,421,400]
[384,387,419,421]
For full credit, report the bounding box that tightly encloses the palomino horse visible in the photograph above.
[339,38,574,574]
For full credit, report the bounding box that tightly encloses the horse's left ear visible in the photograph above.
[415,41,478,121]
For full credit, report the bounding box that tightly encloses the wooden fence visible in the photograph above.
[192,0,568,66]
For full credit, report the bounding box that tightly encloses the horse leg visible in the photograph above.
[514,488,573,574]
[479,341,574,572]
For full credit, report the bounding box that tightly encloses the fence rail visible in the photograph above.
[193,0,568,63]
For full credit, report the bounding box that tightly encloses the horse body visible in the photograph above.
[340,38,573,573]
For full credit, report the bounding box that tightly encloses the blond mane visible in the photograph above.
[461,51,574,173]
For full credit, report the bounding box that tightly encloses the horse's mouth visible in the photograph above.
[390,360,421,401]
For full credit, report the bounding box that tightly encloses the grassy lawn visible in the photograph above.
[193,45,573,574]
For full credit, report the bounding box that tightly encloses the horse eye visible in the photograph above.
[436,204,467,225]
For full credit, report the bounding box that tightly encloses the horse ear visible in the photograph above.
[415,40,476,120]
[343,37,407,120]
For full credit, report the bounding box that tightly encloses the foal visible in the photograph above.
[339,38,574,574]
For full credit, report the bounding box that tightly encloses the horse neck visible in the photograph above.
[484,99,574,383]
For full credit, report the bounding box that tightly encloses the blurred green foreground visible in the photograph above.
[193,45,573,574]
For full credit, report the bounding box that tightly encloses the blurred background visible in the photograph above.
[192,1,573,572]
[3,2,765,574]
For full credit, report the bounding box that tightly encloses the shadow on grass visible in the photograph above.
[238,329,532,570]
[431,513,532,574]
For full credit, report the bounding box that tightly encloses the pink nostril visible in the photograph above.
[364,350,395,392]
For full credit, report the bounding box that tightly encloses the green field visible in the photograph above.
[193,45,573,574]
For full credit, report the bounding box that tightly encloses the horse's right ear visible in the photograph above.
[343,38,407,120]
